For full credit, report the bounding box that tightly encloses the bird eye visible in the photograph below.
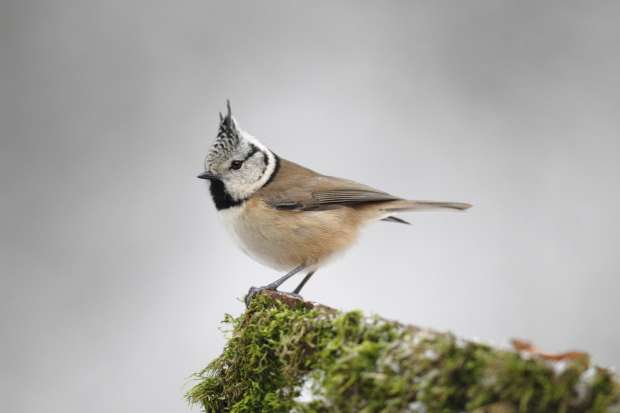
[230,160,243,170]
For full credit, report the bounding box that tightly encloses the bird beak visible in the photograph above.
[197,171,217,180]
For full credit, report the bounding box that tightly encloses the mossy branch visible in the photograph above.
[187,290,620,413]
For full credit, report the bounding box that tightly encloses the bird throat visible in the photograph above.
[209,179,243,210]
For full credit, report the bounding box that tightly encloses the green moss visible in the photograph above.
[187,293,620,413]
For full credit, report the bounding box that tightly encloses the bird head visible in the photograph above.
[198,101,277,204]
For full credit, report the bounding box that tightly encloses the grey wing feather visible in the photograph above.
[312,189,399,206]
[266,175,401,211]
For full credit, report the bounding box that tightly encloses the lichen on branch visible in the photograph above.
[187,291,620,413]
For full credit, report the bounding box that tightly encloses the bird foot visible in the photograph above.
[278,291,303,301]
[244,285,271,306]
[244,286,303,307]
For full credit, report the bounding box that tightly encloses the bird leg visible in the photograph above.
[292,271,316,295]
[245,264,306,306]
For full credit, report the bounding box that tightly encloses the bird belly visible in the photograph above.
[218,199,362,271]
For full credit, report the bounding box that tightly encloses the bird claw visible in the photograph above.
[283,291,303,300]
[244,285,273,307]
[244,286,304,307]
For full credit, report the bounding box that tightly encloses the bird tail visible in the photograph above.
[381,200,472,212]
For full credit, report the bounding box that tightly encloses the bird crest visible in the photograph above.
[206,100,242,169]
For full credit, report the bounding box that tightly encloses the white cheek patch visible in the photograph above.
[224,131,277,201]
[247,149,276,193]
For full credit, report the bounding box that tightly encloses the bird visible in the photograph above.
[198,101,471,305]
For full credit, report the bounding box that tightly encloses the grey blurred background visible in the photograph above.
[2,1,619,412]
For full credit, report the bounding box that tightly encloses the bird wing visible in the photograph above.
[262,173,401,211]
[257,158,471,212]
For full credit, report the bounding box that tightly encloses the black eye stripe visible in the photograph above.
[229,145,262,170]
[243,145,259,161]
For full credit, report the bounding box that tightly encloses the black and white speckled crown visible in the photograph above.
[206,100,241,167]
